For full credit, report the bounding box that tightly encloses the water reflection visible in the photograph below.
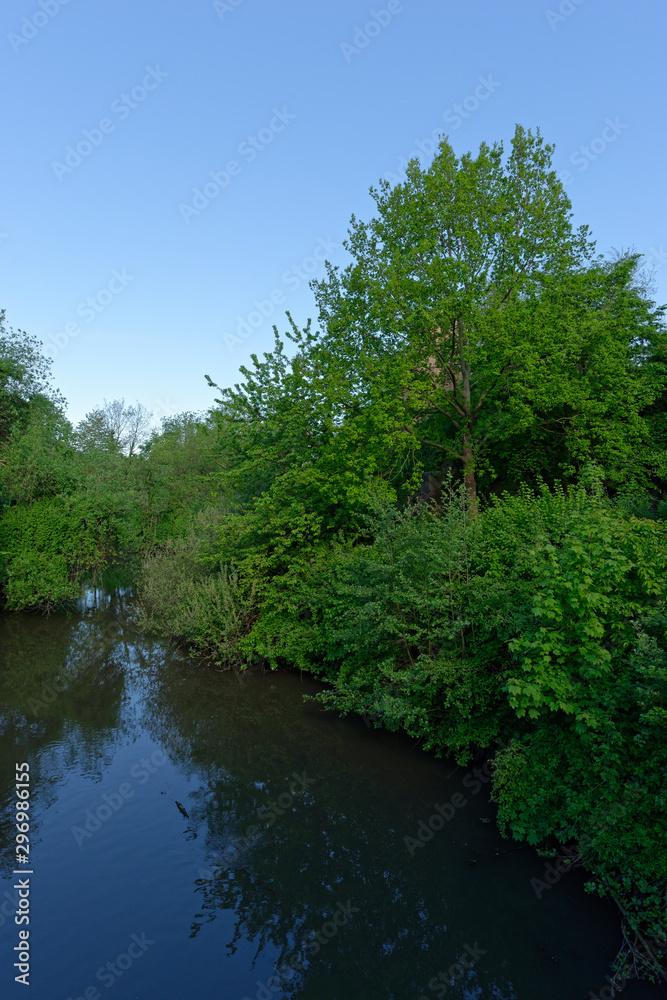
[0,589,660,999]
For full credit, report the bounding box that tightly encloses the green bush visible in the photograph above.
[136,526,256,665]
[0,490,125,609]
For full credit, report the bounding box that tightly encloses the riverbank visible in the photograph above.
[1,593,664,998]
[133,483,667,991]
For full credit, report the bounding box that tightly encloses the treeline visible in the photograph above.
[1,126,667,985]
[0,325,221,607]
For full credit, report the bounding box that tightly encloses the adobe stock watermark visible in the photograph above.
[557,117,628,187]
[222,236,339,351]
[545,0,588,31]
[404,794,467,855]
[340,1,406,63]
[441,74,501,131]
[383,75,501,185]
[25,674,70,714]
[404,755,499,856]
[44,268,135,361]
[0,889,19,930]
[8,0,73,55]
[257,770,316,826]
[530,852,577,899]
[418,942,488,999]
[647,245,667,269]
[153,396,181,421]
[179,107,296,224]
[199,771,316,881]
[241,900,359,1000]
[531,787,643,900]
[70,749,167,846]
[51,66,169,181]
[65,932,155,1000]
[213,0,245,19]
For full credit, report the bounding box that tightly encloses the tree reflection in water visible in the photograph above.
[0,590,624,999]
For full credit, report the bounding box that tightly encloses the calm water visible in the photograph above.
[0,590,662,1000]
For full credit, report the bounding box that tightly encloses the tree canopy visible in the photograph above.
[311,126,666,501]
[0,309,64,442]
[1,125,667,983]
[75,398,153,456]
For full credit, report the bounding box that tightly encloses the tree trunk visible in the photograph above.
[458,321,478,514]
[462,428,477,514]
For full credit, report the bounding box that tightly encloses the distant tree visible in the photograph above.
[76,399,153,457]
[75,408,118,454]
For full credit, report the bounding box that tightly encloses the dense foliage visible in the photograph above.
[2,127,667,984]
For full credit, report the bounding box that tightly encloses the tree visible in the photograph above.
[76,399,152,457]
[484,254,666,490]
[74,407,119,454]
[0,309,65,442]
[0,407,75,507]
[312,126,597,506]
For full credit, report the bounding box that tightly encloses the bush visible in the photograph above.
[0,490,125,609]
[136,526,256,665]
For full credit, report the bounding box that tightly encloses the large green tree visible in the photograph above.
[312,126,664,503]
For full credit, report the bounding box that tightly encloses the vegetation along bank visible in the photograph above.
[1,126,666,987]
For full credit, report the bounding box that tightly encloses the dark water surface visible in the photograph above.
[0,591,662,1000]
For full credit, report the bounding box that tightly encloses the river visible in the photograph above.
[0,589,662,999]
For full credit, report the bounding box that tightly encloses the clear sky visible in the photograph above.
[1,0,665,427]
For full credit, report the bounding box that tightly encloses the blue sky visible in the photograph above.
[1,0,665,427]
